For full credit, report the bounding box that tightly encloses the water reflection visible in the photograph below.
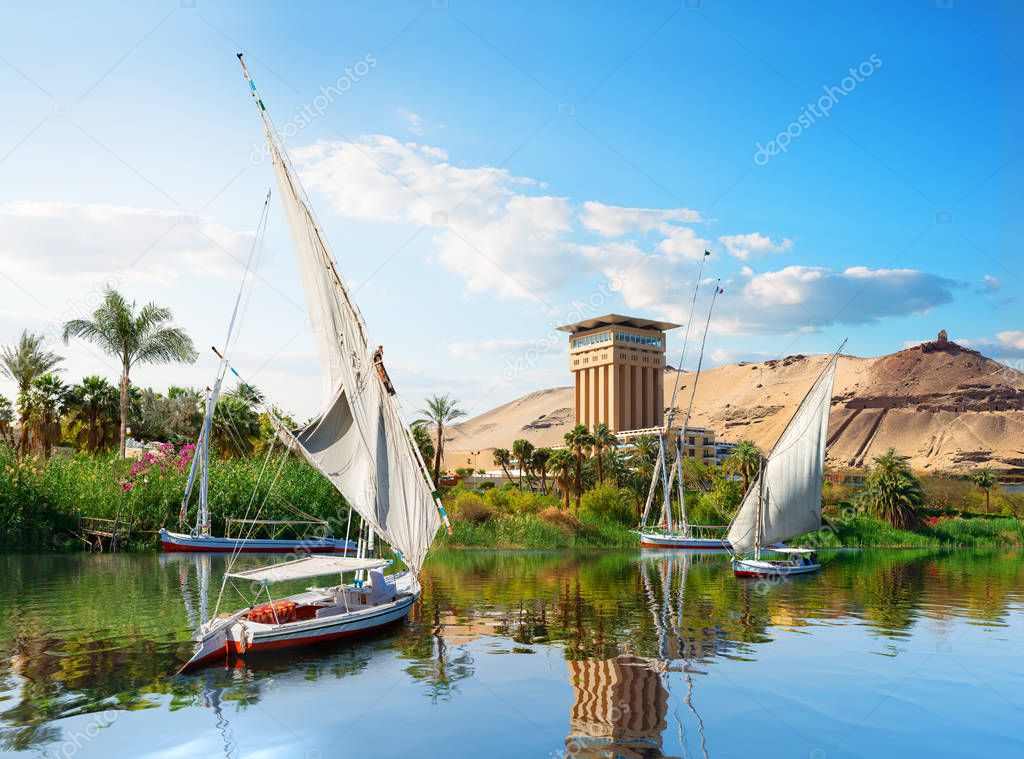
[0,549,1022,756]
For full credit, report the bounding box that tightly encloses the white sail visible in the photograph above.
[727,353,839,554]
[244,63,440,573]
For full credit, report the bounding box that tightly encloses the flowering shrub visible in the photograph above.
[121,443,195,492]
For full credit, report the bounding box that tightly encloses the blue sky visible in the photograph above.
[0,0,1021,421]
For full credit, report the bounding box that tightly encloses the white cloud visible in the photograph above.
[979,274,1002,294]
[712,265,957,335]
[579,200,700,237]
[398,108,424,135]
[719,232,793,261]
[0,201,254,284]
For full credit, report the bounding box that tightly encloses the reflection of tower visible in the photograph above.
[565,655,673,758]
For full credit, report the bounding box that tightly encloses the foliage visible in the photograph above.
[63,375,120,452]
[859,448,924,529]
[579,484,635,526]
[62,288,197,457]
[591,423,618,485]
[450,491,494,524]
[415,394,465,483]
[564,423,594,512]
[724,440,762,495]
[538,506,582,533]
[28,372,68,459]
[972,467,997,513]
[0,330,64,456]
[410,422,435,466]
[547,449,575,510]
[492,448,514,483]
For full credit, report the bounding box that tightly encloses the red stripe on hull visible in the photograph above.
[161,541,355,554]
[227,615,407,655]
[641,541,730,549]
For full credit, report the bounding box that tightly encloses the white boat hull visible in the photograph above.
[160,528,356,554]
[639,531,730,550]
[732,557,821,578]
[181,572,417,671]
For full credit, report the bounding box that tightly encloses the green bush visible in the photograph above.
[451,491,494,524]
[538,506,581,533]
[579,484,634,526]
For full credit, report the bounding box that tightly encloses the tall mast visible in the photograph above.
[180,190,271,534]
[675,280,722,535]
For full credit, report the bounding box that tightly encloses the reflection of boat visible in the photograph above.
[727,345,843,578]
[178,55,449,670]
[639,273,729,551]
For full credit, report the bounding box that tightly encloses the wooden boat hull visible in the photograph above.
[160,528,356,554]
[639,531,731,550]
[181,574,417,671]
[732,557,821,578]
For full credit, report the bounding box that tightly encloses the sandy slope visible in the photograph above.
[445,337,1024,473]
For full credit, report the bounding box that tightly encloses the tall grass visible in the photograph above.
[0,445,348,549]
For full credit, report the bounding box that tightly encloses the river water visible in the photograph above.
[1,549,1021,758]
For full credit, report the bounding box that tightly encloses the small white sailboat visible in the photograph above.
[179,54,451,670]
[161,193,355,555]
[639,275,730,550]
[727,345,844,578]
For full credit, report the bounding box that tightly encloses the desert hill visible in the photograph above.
[445,332,1024,475]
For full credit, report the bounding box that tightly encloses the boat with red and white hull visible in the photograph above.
[160,528,356,554]
[638,530,730,550]
[181,557,416,671]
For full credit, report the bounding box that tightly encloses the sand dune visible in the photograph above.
[445,334,1024,474]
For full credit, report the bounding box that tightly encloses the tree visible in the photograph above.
[972,467,997,513]
[415,394,466,484]
[62,289,197,458]
[0,330,63,456]
[564,424,594,513]
[0,394,14,448]
[860,448,923,529]
[64,375,120,452]
[591,423,618,485]
[630,434,659,481]
[29,373,68,459]
[531,447,552,494]
[492,448,514,484]
[725,440,763,495]
[211,382,263,457]
[548,449,575,510]
[411,422,435,467]
[511,438,535,488]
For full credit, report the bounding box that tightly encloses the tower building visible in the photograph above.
[557,314,680,432]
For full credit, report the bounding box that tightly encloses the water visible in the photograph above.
[1,549,1022,758]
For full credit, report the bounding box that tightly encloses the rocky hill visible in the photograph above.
[445,332,1024,475]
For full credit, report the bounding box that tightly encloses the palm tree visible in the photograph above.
[65,375,120,452]
[411,422,435,467]
[511,438,535,488]
[0,330,63,456]
[492,448,514,484]
[564,424,594,512]
[548,449,575,510]
[725,440,763,495]
[212,394,261,457]
[29,373,68,459]
[591,423,618,485]
[532,447,552,494]
[972,467,998,513]
[415,394,466,484]
[630,434,659,481]
[62,288,197,458]
[0,394,13,448]
[860,447,923,529]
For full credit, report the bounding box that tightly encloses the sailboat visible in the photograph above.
[639,275,730,550]
[159,193,356,555]
[727,345,844,578]
[178,54,450,670]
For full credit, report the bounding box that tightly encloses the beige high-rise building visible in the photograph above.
[557,314,680,432]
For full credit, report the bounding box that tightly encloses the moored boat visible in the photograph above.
[638,530,730,550]
[159,528,355,554]
[727,345,844,579]
[178,54,452,670]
